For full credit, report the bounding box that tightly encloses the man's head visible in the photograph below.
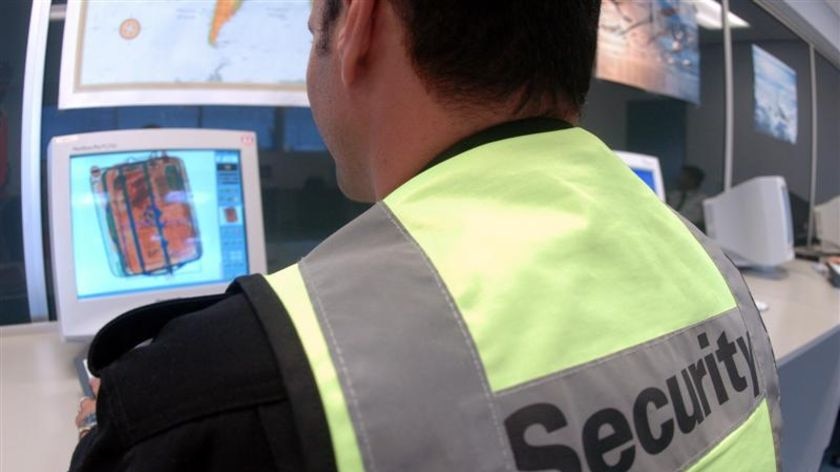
[306,0,601,201]
[678,165,705,191]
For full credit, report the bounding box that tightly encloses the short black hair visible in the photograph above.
[318,0,343,53]
[320,0,601,115]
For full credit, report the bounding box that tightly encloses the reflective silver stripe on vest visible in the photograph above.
[676,214,783,469]
[495,306,766,472]
[495,218,781,472]
[300,203,514,472]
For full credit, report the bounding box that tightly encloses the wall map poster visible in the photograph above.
[596,0,700,104]
[752,46,798,144]
[59,0,312,109]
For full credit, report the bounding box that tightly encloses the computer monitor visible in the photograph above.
[48,128,266,340]
[814,196,840,252]
[614,151,666,201]
[703,176,794,268]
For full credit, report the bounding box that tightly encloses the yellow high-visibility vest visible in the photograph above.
[256,121,781,472]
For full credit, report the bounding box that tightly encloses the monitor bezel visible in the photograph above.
[48,128,266,341]
[614,151,666,202]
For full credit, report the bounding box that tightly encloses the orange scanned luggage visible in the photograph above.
[90,153,202,277]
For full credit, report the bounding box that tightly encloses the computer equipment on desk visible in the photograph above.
[48,128,266,341]
[703,176,794,269]
[814,196,840,253]
[827,259,840,288]
[614,151,666,201]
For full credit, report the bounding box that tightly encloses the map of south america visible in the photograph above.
[63,0,312,108]
[209,0,244,46]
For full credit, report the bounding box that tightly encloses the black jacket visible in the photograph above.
[68,277,315,472]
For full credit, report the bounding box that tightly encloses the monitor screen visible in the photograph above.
[49,128,266,340]
[70,149,249,300]
[630,168,657,194]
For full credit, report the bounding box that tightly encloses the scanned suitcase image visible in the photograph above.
[90,153,202,277]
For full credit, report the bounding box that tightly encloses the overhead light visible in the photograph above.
[695,0,750,30]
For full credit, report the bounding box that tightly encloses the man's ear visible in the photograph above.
[337,0,376,86]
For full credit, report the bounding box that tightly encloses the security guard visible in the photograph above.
[251,119,783,471]
[72,0,781,471]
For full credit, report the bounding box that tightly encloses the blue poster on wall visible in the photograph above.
[752,45,797,144]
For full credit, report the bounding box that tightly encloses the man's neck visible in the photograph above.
[365,100,573,200]
[366,111,485,199]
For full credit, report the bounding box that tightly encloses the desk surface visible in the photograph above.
[1,259,838,472]
[743,259,840,363]
[0,322,85,472]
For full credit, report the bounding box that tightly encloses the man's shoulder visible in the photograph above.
[87,292,228,374]
[89,278,286,444]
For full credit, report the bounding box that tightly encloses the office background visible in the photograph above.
[0,0,838,326]
[0,2,838,472]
